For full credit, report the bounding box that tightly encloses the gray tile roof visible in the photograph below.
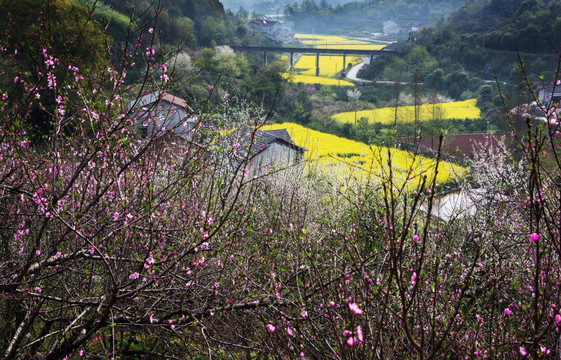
[224,127,306,159]
[261,129,295,145]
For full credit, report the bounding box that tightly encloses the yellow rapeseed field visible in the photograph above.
[284,34,385,85]
[261,122,464,187]
[283,73,355,86]
[294,54,364,77]
[332,99,481,125]
[295,34,386,50]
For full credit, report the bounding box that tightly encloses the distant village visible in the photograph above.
[250,18,295,43]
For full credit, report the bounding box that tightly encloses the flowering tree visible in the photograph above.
[0,3,277,359]
[3,1,561,359]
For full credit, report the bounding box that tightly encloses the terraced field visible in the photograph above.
[261,122,465,187]
[332,99,481,124]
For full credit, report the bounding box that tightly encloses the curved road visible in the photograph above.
[346,61,410,85]
[345,61,371,83]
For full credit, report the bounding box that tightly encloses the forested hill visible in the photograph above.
[283,0,466,34]
[99,0,225,22]
[77,0,241,48]
[415,0,561,78]
[424,0,561,52]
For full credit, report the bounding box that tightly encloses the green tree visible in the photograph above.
[214,46,249,79]
[426,89,446,148]
[412,72,423,146]
[425,68,446,92]
[391,81,402,134]
[0,0,107,78]
[0,0,108,137]
[405,46,437,79]
[302,0,318,14]
[236,6,249,21]
[236,24,248,39]
[347,88,362,125]
[199,17,228,46]
[163,14,196,48]
[252,61,288,110]
[354,116,371,143]
[383,56,408,82]
[445,70,470,99]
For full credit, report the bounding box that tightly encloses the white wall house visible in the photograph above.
[223,128,306,174]
[383,20,401,35]
[252,19,294,42]
[128,92,196,140]
[538,87,561,104]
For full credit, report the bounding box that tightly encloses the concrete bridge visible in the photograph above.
[231,45,401,76]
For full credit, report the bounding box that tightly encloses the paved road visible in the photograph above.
[345,61,371,83]
[346,62,413,85]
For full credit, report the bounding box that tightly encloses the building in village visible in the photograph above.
[222,127,306,174]
[538,86,561,104]
[128,91,197,140]
[383,20,402,35]
[251,18,294,42]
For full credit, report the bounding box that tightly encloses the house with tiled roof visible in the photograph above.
[128,91,197,140]
[251,19,294,42]
[538,86,561,104]
[222,127,306,174]
[383,20,402,35]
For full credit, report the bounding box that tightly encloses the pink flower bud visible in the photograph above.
[529,232,539,243]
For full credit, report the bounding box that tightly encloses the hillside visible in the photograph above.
[98,0,225,22]
[284,0,466,36]
[416,0,561,79]
[78,0,236,47]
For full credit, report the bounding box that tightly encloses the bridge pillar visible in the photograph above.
[315,53,320,77]
[264,51,268,65]
[342,53,347,76]
[370,54,374,64]
[290,52,294,69]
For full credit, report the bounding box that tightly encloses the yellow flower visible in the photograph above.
[281,33,384,86]
[284,74,355,86]
[294,55,364,77]
[295,34,386,50]
[332,99,481,125]
[261,122,465,188]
